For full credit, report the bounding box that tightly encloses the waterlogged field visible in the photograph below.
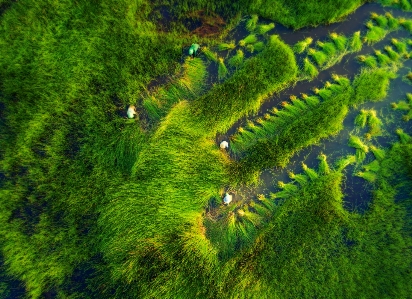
[0,1,412,298]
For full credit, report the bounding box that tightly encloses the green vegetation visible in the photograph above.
[365,21,388,44]
[392,93,412,121]
[1,1,412,298]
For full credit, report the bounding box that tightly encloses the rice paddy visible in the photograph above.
[1,1,412,298]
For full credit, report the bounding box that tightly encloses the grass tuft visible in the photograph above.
[239,34,258,47]
[293,37,313,54]
[303,57,319,78]
[246,14,258,32]
[228,50,244,68]
[308,48,328,66]
[374,50,392,65]
[256,23,275,35]
[365,22,387,44]
[318,154,330,175]
[384,46,400,61]
[218,42,236,51]
[330,32,347,51]
[357,55,378,68]
[349,31,363,52]
[396,128,412,144]
[399,18,412,32]
[302,163,319,180]
[391,38,408,54]
[335,155,356,171]
[386,12,400,29]
[370,145,386,161]
[348,135,369,153]
[355,109,369,128]
[371,12,388,28]
[218,57,228,80]
[356,171,377,182]
[202,47,218,62]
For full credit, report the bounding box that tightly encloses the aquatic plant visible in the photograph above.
[318,154,331,175]
[228,49,244,68]
[357,55,378,68]
[246,14,258,32]
[202,46,218,62]
[302,163,318,181]
[349,31,363,52]
[370,145,386,161]
[365,21,387,44]
[399,18,412,32]
[371,12,388,28]
[218,42,236,51]
[308,48,328,66]
[355,109,368,128]
[386,12,400,29]
[356,171,377,182]
[253,41,265,52]
[384,46,400,61]
[317,41,337,57]
[256,23,275,35]
[363,159,381,172]
[367,110,382,136]
[239,34,257,46]
[218,57,228,80]
[391,38,407,54]
[293,37,313,54]
[330,32,347,51]
[335,155,356,171]
[349,135,369,153]
[303,57,319,78]
[374,50,392,65]
[396,128,412,144]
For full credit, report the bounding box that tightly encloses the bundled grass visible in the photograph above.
[330,33,347,51]
[386,12,400,30]
[246,14,258,32]
[218,42,236,51]
[218,57,228,80]
[142,98,161,121]
[367,110,382,136]
[318,154,331,175]
[253,41,265,52]
[349,31,363,52]
[256,23,275,35]
[348,135,369,153]
[401,0,412,11]
[396,128,412,144]
[302,94,321,107]
[314,87,333,101]
[293,37,313,54]
[202,46,218,62]
[353,68,397,105]
[370,145,386,161]
[239,34,258,47]
[317,41,337,57]
[357,55,378,68]
[391,100,410,110]
[374,50,392,65]
[308,48,328,66]
[365,21,387,44]
[371,12,388,28]
[228,49,244,68]
[356,171,377,182]
[391,38,408,54]
[399,18,412,32]
[335,155,356,171]
[355,109,369,128]
[289,172,309,186]
[384,46,400,61]
[363,159,381,172]
[302,57,319,78]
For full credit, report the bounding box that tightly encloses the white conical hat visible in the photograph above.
[223,193,232,204]
[220,141,229,149]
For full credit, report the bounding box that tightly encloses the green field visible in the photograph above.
[0,0,412,298]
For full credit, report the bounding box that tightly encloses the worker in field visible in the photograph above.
[188,43,200,58]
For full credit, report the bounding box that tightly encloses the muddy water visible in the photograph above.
[215,3,412,211]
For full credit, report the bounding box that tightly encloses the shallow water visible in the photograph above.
[214,3,412,212]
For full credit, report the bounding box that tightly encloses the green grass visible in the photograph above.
[218,42,236,51]
[399,18,412,32]
[228,49,244,68]
[246,14,258,32]
[355,109,369,128]
[357,55,378,68]
[365,21,388,44]
[330,32,347,51]
[391,38,408,54]
[293,37,313,54]
[239,34,258,47]
[202,46,218,62]
[218,57,228,80]
[255,23,275,35]
[308,48,328,67]
[349,31,363,52]
[371,12,388,28]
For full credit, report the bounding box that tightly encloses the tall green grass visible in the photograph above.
[293,37,313,54]
[228,49,244,68]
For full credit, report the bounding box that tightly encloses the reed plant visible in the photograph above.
[356,171,377,182]
[256,23,275,35]
[384,46,400,61]
[349,31,363,52]
[293,37,313,54]
[308,48,328,67]
[371,12,388,28]
[355,109,369,128]
[202,46,218,62]
[228,49,244,68]
[246,14,258,32]
[396,128,412,144]
[357,55,378,68]
[375,50,392,65]
[239,34,258,47]
[303,57,319,78]
[365,21,387,44]
[330,33,347,51]
[391,38,408,54]
[218,57,228,80]
[218,42,236,51]
[399,18,412,32]
[370,145,386,161]
[386,12,400,30]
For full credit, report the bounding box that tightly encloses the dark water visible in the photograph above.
[214,3,412,212]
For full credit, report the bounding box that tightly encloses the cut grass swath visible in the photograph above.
[330,33,347,51]
[370,145,386,161]
[356,171,377,182]
[349,31,363,52]
[371,12,388,28]
[303,57,319,78]
[202,46,218,62]
[357,55,378,68]
[239,34,257,47]
[355,109,369,128]
[396,128,412,144]
[218,57,228,80]
[218,42,236,51]
[255,23,275,35]
[228,50,244,68]
[293,37,313,54]
[246,14,258,32]
[308,48,328,67]
[365,21,387,44]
